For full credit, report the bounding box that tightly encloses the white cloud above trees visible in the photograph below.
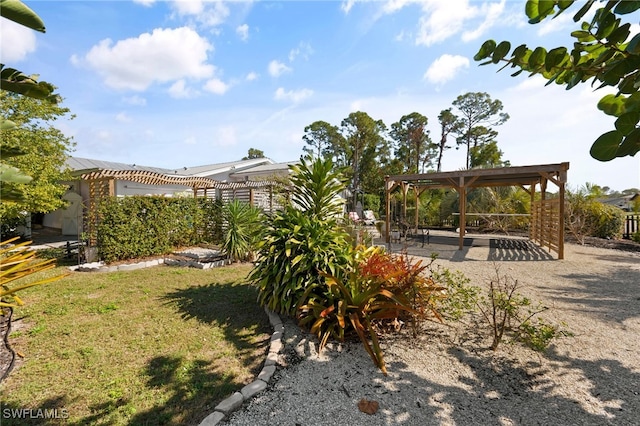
[423,54,469,84]
[78,27,214,91]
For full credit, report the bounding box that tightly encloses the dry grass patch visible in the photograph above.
[1,263,270,425]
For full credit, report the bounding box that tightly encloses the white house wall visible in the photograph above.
[115,180,193,197]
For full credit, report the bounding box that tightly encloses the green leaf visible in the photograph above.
[492,41,511,64]
[617,128,640,156]
[606,22,630,44]
[474,40,496,61]
[597,93,626,116]
[528,47,547,68]
[573,0,596,22]
[614,111,640,134]
[570,30,596,42]
[1,118,17,131]
[594,10,617,39]
[614,1,640,14]
[0,0,45,32]
[526,0,555,24]
[590,130,623,161]
[545,47,568,71]
[0,163,33,184]
[626,33,640,55]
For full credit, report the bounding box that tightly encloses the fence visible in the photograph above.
[624,214,639,239]
[530,198,562,258]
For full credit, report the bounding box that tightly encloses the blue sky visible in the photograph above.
[2,0,639,191]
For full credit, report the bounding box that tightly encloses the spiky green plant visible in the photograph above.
[221,200,262,262]
[250,155,351,316]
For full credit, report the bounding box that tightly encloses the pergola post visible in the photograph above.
[458,176,466,251]
[413,186,419,229]
[385,176,391,246]
[558,169,567,260]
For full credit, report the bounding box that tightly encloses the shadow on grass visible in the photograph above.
[162,279,271,361]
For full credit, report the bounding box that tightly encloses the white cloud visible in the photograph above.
[423,54,469,84]
[215,126,237,146]
[274,87,313,103]
[236,24,249,41]
[382,0,414,15]
[116,112,132,122]
[289,42,314,62]
[0,19,37,62]
[170,0,230,27]
[133,0,155,6]
[341,0,356,14]
[168,79,198,98]
[171,0,204,15]
[183,136,197,145]
[123,95,147,106]
[246,72,258,81]
[81,27,214,91]
[203,78,229,95]
[268,60,292,77]
[461,0,506,42]
[536,11,573,36]
[415,0,505,46]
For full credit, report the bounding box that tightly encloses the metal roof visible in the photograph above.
[387,162,570,189]
[66,157,175,175]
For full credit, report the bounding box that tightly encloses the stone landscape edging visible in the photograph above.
[199,308,283,426]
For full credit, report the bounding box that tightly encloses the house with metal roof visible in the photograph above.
[43,156,294,235]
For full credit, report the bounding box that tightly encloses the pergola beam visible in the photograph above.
[385,162,570,259]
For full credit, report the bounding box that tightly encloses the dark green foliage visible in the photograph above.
[221,200,262,262]
[95,196,222,263]
[566,193,625,242]
[250,156,352,316]
[588,202,625,239]
[251,207,352,316]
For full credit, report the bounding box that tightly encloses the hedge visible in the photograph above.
[95,196,222,263]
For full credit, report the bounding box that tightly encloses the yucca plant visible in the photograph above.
[1,237,68,310]
[221,200,263,262]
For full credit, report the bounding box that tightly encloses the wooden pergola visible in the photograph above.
[385,162,570,259]
[79,169,280,245]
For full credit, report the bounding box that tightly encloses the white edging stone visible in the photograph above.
[199,411,225,425]
[240,380,267,399]
[214,392,244,415]
[198,307,284,425]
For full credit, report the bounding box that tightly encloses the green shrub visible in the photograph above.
[221,200,262,262]
[95,196,222,263]
[297,246,447,374]
[632,230,640,243]
[566,193,625,242]
[251,156,351,316]
[587,202,625,239]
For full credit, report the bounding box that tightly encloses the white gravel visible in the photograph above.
[223,235,640,426]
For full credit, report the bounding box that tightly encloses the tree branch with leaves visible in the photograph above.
[474,0,640,161]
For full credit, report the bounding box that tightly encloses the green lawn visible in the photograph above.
[0,263,271,425]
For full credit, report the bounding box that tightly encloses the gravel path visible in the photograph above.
[223,237,640,426]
